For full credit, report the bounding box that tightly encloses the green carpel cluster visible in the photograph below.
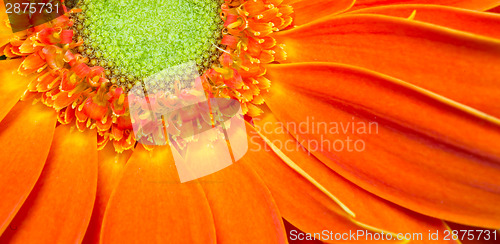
[72,0,224,88]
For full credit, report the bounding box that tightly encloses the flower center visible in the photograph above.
[73,0,224,87]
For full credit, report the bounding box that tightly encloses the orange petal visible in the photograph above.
[247,112,457,242]
[263,63,500,228]
[350,0,500,11]
[274,14,500,118]
[0,101,56,235]
[0,59,32,121]
[283,0,354,25]
[100,145,216,243]
[199,163,287,243]
[82,143,132,244]
[490,5,500,13]
[0,125,97,243]
[349,4,500,39]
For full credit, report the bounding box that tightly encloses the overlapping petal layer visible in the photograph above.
[246,114,457,242]
[0,125,97,243]
[284,0,354,25]
[349,4,500,39]
[100,145,216,243]
[82,144,132,244]
[274,14,500,118]
[200,163,287,243]
[0,101,56,235]
[0,60,33,121]
[264,63,500,228]
[350,0,500,11]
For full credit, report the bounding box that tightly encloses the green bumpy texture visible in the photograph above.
[82,0,221,77]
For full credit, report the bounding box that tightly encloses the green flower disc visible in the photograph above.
[79,0,222,78]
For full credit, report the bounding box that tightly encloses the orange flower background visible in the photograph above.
[0,0,500,243]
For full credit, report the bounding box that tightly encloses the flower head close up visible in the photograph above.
[0,0,500,243]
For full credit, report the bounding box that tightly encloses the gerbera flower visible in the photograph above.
[1,0,499,243]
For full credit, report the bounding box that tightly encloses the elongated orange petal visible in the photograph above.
[199,163,287,243]
[283,0,354,25]
[274,14,500,118]
[82,143,131,244]
[0,125,97,243]
[248,113,457,243]
[349,4,500,39]
[0,101,56,235]
[100,145,216,243]
[0,59,32,121]
[350,0,500,11]
[273,63,500,160]
[264,63,500,228]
